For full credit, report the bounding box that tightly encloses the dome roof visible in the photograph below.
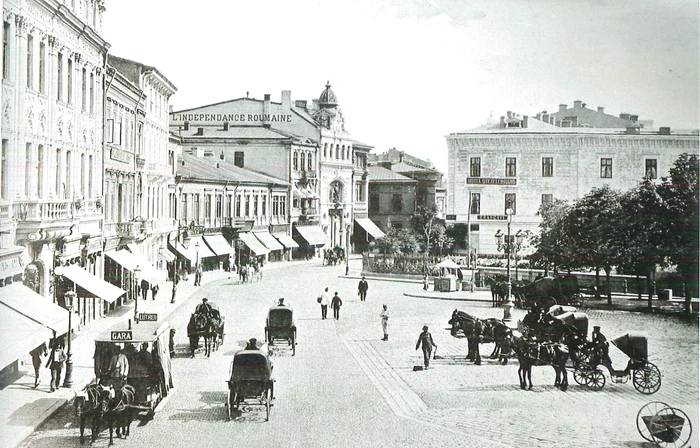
[318,81,338,107]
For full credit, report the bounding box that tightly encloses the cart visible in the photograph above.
[575,332,661,394]
[94,320,174,421]
[637,402,693,447]
[225,349,275,421]
[265,306,296,356]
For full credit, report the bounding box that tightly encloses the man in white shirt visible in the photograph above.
[319,287,330,320]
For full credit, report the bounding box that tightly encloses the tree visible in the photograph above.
[430,224,454,256]
[657,153,699,314]
[375,227,421,255]
[531,199,574,274]
[410,204,440,254]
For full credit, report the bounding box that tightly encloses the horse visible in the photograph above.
[75,383,136,445]
[510,333,571,391]
[188,312,217,358]
[448,310,511,365]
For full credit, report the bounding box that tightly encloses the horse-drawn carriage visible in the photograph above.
[225,348,275,421]
[516,274,583,309]
[575,332,661,394]
[187,301,225,357]
[265,305,296,356]
[637,402,693,447]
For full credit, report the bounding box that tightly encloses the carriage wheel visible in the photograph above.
[637,401,670,442]
[573,368,589,385]
[265,388,271,421]
[291,334,296,356]
[633,362,662,395]
[585,369,606,391]
[649,406,692,448]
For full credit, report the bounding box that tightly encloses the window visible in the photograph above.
[26,34,33,89]
[355,182,365,202]
[505,193,516,214]
[280,196,286,216]
[645,159,657,179]
[180,195,187,220]
[300,152,305,171]
[234,151,244,168]
[323,143,327,158]
[226,195,232,218]
[470,157,481,177]
[416,188,427,207]
[89,72,94,113]
[293,151,299,171]
[1,140,8,199]
[2,22,9,80]
[65,150,72,199]
[39,42,45,93]
[81,68,86,111]
[136,122,143,153]
[25,144,32,197]
[37,145,44,198]
[391,194,403,212]
[470,193,480,215]
[216,195,222,219]
[262,195,267,216]
[505,157,517,177]
[57,52,63,101]
[307,152,312,170]
[67,58,72,104]
[88,155,93,198]
[542,157,553,177]
[335,144,339,159]
[235,195,241,217]
[253,195,258,216]
[55,148,61,196]
[541,194,553,207]
[80,153,85,197]
[272,196,279,216]
[245,195,250,216]
[341,145,345,160]
[600,158,612,178]
[193,194,200,222]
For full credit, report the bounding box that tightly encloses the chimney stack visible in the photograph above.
[195,127,204,136]
[573,100,582,108]
[542,113,550,124]
[523,115,529,128]
[263,94,271,127]
[597,106,605,114]
[295,100,307,110]
[500,116,505,128]
[659,127,671,135]
[281,90,291,110]
[559,104,567,113]
[169,105,174,114]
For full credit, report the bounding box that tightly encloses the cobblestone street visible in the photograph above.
[19,260,699,447]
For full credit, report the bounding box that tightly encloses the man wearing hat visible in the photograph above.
[357,277,369,302]
[415,326,438,370]
[591,326,611,366]
[245,338,258,350]
[196,298,212,315]
[277,298,286,306]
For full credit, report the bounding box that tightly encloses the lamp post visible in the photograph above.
[133,265,141,323]
[495,208,515,321]
[62,290,76,388]
[514,229,525,280]
[195,241,200,269]
[345,222,351,275]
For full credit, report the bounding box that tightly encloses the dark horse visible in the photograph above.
[448,310,512,365]
[187,311,222,358]
[74,383,136,445]
[511,331,581,391]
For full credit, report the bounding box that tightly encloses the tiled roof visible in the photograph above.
[366,166,417,182]
[176,153,289,186]
[390,162,438,174]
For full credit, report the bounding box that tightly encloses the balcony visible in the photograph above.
[13,198,101,242]
[117,221,145,241]
[144,218,176,235]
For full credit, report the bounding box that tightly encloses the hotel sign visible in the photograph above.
[477,215,508,221]
[172,113,293,123]
[110,148,131,164]
[466,178,517,186]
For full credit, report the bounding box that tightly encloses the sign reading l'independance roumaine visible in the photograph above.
[171,113,293,123]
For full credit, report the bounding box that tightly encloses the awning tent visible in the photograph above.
[273,233,299,249]
[435,258,460,269]
[172,236,216,262]
[294,225,327,246]
[54,265,126,303]
[254,231,284,251]
[105,250,167,285]
[0,283,70,369]
[157,248,176,262]
[203,234,235,256]
[355,218,386,239]
[238,232,270,256]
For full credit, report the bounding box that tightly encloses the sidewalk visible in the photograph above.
[0,258,317,448]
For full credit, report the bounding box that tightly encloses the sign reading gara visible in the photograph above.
[466,177,517,186]
[172,113,293,123]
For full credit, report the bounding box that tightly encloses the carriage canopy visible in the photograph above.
[611,332,648,361]
[547,305,578,317]
[229,350,273,382]
[552,311,589,336]
[267,306,294,327]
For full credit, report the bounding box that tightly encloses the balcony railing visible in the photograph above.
[301,207,318,216]
[15,199,73,221]
[145,218,176,234]
[117,221,145,239]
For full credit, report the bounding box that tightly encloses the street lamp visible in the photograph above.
[62,290,76,388]
[514,229,525,280]
[195,241,200,269]
[495,208,515,321]
[345,222,351,275]
[133,265,141,323]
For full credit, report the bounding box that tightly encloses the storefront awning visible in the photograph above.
[273,233,299,249]
[355,218,386,239]
[293,186,305,199]
[294,225,327,246]
[0,302,53,371]
[238,232,270,256]
[0,283,70,335]
[254,231,284,251]
[157,248,176,262]
[203,234,235,256]
[54,265,126,303]
[105,250,167,285]
[172,236,216,263]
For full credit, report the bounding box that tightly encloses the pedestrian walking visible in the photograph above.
[358,277,369,301]
[415,326,437,370]
[423,274,430,291]
[141,279,149,300]
[46,341,66,392]
[331,291,343,320]
[30,342,48,388]
[194,264,202,286]
[171,280,178,304]
[380,305,389,341]
[319,287,330,319]
[151,284,159,300]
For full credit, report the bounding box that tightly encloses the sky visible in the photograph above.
[102,0,699,174]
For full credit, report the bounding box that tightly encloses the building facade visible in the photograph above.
[367,165,418,231]
[446,103,700,257]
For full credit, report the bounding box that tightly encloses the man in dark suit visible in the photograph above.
[358,277,369,302]
[415,326,437,370]
[331,292,343,320]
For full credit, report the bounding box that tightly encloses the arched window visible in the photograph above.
[300,152,306,172]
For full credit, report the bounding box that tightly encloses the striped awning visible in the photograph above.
[294,225,327,246]
[355,218,386,239]
[54,265,126,303]
[238,232,270,256]
[254,231,284,251]
[203,234,235,256]
[272,233,299,249]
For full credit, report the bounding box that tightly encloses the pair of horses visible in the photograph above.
[187,310,224,357]
[448,309,586,391]
[74,382,136,445]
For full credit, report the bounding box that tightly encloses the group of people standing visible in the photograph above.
[318,287,343,320]
[29,339,67,393]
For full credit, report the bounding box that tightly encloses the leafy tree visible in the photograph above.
[430,224,454,256]
[410,204,441,253]
[531,199,574,274]
[657,153,699,314]
[375,227,421,255]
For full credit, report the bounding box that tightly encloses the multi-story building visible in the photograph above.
[0,0,111,377]
[168,83,376,258]
[367,165,417,232]
[445,102,700,257]
[102,55,177,298]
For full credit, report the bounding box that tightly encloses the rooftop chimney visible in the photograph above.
[573,100,582,108]
[263,94,271,127]
[281,90,291,110]
[597,106,605,114]
[542,113,550,124]
[183,122,189,131]
[659,127,671,135]
[195,127,204,136]
[169,105,173,114]
[523,115,529,128]
[500,116,505,128]
[295,100,307,109]
[223,122,229,131]
[507,111,512,119]
[620,112,631,121]
[625,124,641,135]
[559,104,567,113]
